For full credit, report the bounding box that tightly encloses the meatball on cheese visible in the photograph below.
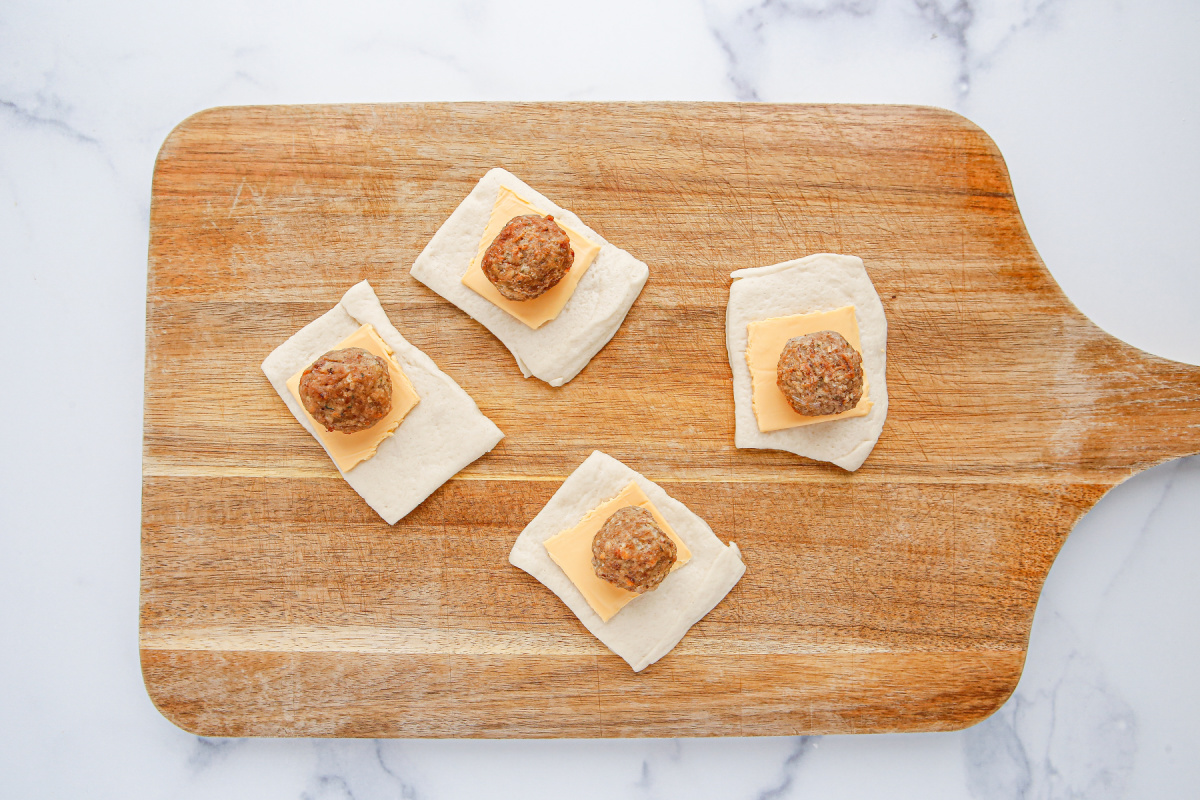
[591,506,677,594]
[298,347,393,433]
[776,330,864,416]
[481,214,574,301]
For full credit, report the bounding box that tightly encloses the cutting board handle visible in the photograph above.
[1083,325,1200,471]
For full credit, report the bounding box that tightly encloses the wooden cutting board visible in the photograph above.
[141,103,1200,738]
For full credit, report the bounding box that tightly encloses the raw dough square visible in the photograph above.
[411,168,649,387]
[509,451,745,672]
[262,281,504,524]
[726,253,889,472]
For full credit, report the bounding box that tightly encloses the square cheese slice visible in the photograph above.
[411,168,649,387]
[461,186,602,329]
[746,305,872,433]
[509,451,745,672]
[542,481,693,623]
[285,324,421,472]
[726,253,888,472]
[262,281,504,524]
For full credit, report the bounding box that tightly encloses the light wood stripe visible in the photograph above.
[141,626,1022,657]
[140,462,1128,486]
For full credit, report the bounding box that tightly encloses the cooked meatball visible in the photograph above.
[777,330,864,416]
[591,506,677,594]
[481,214,574,301]
[298,347,392,433]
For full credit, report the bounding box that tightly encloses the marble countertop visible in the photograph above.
[2,1,1198,797]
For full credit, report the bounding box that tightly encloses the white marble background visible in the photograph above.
[2,0,1198,797]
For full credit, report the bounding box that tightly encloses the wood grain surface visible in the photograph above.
[141,103,1200,738]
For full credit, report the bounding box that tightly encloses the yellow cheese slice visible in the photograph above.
[461,186,601,330]
[286,324,420,472]
[543,482,692,623]
[746,305,872,433]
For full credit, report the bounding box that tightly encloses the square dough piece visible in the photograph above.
[411,168,649,387]
[726,253,889,472]
[509,451,746,672]
[262,281,504,524]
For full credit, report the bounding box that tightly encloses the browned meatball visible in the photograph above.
[591,506,677,594]
[777,330,864,416]
[481,214,574,301]
[298,347,393,433]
